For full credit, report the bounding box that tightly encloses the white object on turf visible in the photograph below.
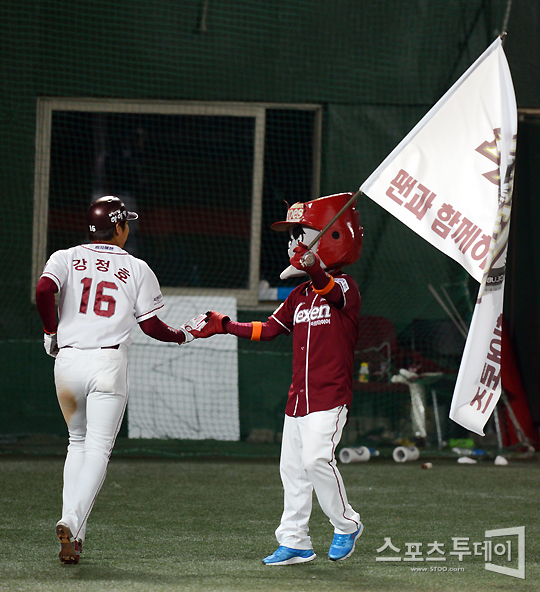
[392,446,420,462]
[457,456,477,464]
[339,446,370,463]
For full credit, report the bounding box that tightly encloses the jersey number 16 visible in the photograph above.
[79,278,117,318]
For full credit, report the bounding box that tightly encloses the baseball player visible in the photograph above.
[191,193,364,565]
[35,196,205,564]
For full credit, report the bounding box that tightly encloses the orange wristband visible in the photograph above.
[313,275,335,296]
[251,321,262,341]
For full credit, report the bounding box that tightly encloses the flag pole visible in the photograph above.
[501,0,513,39]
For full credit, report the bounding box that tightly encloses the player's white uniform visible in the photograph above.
[41,243,164,542]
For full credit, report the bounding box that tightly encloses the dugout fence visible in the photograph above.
[1,0,517,455]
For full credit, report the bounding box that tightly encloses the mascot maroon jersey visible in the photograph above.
[271,272,361,416]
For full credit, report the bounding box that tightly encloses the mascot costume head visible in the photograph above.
[271,192,364,280]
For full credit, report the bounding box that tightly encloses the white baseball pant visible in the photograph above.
[275,405,361,550]
[54,345,129,542]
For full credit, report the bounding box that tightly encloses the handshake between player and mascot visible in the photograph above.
[37,193,365,566]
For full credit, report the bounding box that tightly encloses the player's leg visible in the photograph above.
[264,415,316,565]
[70,347,128,542]
[299,406,362,560]
[54,348,88,563]
[60,431,86,557]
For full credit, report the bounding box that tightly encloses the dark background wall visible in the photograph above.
[1,0,539,437]
[501,3,540,425]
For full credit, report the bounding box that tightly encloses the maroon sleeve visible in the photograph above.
[36,276,59,334]
[139,315,185,344]
[224,317,287,341]
[307,265,344,308]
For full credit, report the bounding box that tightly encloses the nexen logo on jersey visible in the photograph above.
[293,303,331,326]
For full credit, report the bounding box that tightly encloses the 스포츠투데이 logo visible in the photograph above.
[375,526,525,580]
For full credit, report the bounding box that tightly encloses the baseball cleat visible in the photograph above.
[328,522,364,561]
[262,545,316,566]
[56,521,80,565]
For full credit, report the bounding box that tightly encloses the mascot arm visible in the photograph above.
[291,242,344,308]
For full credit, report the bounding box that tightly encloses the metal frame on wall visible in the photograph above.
[32,98,322,307]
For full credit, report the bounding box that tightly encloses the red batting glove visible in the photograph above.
[290,242,322,273]
[190,311,230,339]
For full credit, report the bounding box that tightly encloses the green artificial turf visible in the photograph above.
[0,457,538,592]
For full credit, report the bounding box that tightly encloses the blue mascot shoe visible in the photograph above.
[263,545,316,566]
[328,522,364,561]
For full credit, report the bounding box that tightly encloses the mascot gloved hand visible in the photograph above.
[179,313,213,343]
[290,241,322,273]
[189,311,230,339]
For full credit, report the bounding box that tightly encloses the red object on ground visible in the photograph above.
[500,318,539,448]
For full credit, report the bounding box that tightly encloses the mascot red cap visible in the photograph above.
[271,192,363,279]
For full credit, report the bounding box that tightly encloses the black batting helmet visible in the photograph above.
[86,196,138,235]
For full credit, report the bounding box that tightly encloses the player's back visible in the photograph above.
[41,243,163,349]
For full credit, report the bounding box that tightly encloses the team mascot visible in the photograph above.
[191,192,365,565]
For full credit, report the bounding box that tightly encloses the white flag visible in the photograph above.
[360,36,517,435]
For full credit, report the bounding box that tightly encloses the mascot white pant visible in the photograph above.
[275,406,361,549]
